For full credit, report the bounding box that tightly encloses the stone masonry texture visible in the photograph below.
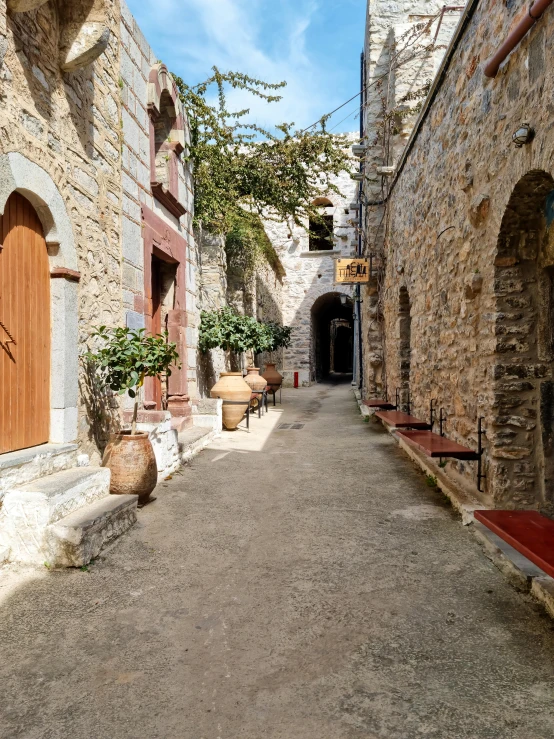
[0,0,123,462]
[361,0,554,511]
[263,147,358,387]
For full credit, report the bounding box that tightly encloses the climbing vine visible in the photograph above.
[172,68,351,233]
[225,211,281,281]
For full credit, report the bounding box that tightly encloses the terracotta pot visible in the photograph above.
[102,431,158,504]
[244,367,268,409]
[262,363,283,393]
[211,372,252,430]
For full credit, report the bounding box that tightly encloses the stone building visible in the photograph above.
[359,0,554,511]
[0,0,132,566]
[264,154,359,387]
[0,0,211,566]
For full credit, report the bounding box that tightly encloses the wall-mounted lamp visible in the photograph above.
[340,294,348,306]
[512,123,534,148]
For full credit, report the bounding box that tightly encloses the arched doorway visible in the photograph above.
[0,192,50,453]
[398,286,412,411]
[311,292,353,381]
[493,169,554,509]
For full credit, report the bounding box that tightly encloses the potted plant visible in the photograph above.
[87,326,180,503]
[199,308,261,430]
[261,322,293,392]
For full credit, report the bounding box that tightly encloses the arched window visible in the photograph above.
[309,198,334,251]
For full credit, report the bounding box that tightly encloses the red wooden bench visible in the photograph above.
[475,510,554,579]
[375,410,431,430]
[364,399,396,409]
[396,429,480,460]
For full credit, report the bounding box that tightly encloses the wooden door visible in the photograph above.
[0,192,50,454]
[151,256,163,409]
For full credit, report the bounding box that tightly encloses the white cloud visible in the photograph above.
[127,0,331,132]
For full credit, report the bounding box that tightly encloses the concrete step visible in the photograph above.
[46,494,138,568]
[0,443,79,496]
[0,467,111,563]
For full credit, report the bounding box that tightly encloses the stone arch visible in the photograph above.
[310,291,354,381]
[398,285,412,411]
[147,64,187,218]
[492,169,554,509]
[0,152,79,445]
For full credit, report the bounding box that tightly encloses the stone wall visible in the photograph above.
[195,225,285,393]
[360,0,462,397]
[362,0,554,509]
[263,155,358,387]
[0,0,123,462]
[119,0,198,421]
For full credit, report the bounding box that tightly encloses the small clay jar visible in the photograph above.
[262,363,283,393]
[244,367,268,409]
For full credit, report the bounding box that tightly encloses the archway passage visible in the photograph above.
[0,192,50,453]
[311,292,353,381]
[493,170,554,508]
[398,286,412,411]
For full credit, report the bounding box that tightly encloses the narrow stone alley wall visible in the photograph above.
[360,0,462,398]
[361,0,554,510]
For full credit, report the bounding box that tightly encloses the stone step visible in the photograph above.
[46,494,138,568]
[0,467,111,563]
[178,426,214,464]
[0,443,79,495]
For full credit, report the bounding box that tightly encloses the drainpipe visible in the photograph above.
[356,50,365,390]
[484,0,553,77]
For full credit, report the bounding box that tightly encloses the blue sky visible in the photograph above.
[126,0,366,134]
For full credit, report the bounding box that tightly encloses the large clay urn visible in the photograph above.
[244,367,267,407]
[211,372,252,430]
[102,431,158,504]
[262,363,283,393]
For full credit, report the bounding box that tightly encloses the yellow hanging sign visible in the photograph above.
[335,258,370,283]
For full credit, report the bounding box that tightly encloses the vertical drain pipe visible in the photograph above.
[356,50,365,389]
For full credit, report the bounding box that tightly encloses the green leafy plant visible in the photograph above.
[87,327,180,435]
[263,322,292,352]
[225,211,282,279]
[198,308,291,356]
[173,68,351,233]
[425,474,438,488]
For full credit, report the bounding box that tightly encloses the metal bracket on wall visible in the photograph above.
[477,417,487,492]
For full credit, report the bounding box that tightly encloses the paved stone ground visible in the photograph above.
[2,380,554,739]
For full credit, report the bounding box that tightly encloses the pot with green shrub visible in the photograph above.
[87,326,180,503]
[199,308,292,429]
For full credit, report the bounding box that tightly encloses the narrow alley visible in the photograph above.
[2,382,554,739]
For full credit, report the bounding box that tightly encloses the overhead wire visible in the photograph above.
[298,11,443,135]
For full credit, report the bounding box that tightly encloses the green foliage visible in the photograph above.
[87,327,180,400]
[263,322,292,352]
[199,308,291,354]
[425,474,438,488]
[225,211,281,279]
[172,67,351,233]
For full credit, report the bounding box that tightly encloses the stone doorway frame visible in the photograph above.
[0,152,79,446]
